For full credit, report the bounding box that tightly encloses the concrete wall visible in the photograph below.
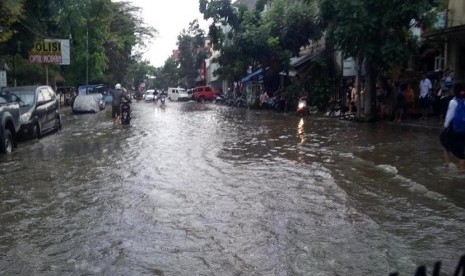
[449,0,465,27]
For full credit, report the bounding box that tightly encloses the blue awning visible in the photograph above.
[241,69,264,83]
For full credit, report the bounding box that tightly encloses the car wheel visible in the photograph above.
[0,128,14,154]
[32,123,41,139]
[55,116,62,131]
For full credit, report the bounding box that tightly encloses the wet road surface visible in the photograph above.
[1,101,465,275]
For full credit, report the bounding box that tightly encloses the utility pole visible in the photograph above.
[86,26,89,87]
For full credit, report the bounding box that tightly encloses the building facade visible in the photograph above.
[424,0,465,81]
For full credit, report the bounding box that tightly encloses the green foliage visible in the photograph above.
[0,0,25,43]
[200,0,321,83]
[285,58,339,110]
[314,0,436,118]
[0,0,156,88]
[177,20,209,88]
[152,57,181,90]
[318,0,436,68]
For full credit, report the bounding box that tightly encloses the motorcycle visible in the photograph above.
[214,94,225,104]
[296,96,308,116]
[64,92,72,106]
[121,100,131,125]
[160,94,166,106]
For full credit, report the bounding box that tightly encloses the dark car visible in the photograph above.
[4,85,62,139]
[0,90,21,153]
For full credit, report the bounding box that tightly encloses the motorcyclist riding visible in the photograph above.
[112,83,132,126]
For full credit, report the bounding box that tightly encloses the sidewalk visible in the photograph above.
[328,111,443,131]
[386,116,443,131]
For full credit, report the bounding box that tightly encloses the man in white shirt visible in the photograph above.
[418,74,432,120]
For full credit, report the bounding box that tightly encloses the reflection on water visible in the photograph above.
[0,102,464,275]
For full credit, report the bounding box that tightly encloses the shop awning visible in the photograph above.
[290,50,324,68]
[422,24,465,38]
[241,68,264,83]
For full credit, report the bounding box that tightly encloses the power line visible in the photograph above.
[17,19,57,39]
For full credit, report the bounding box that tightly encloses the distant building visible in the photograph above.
[235,0,259,10]
[423,0,465,80]
[171,49,181,61]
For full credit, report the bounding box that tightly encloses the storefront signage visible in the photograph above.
[29,39,70,65]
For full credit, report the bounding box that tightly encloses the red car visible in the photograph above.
[193,86,218,102]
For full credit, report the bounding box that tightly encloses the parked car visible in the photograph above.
[145,89,156,101]
[167,87,189,101]
[193,86,218,102]
[0,90,21,153]
[3,85,61,140]
[72,93,105,113]
[186,88,194,100]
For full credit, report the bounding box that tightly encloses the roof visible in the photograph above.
[2,85,49,91]
[291,50,323,68]
[290,50,324,68]
[422,24,465,38]
[241,68,264,83]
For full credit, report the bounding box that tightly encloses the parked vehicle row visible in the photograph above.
[72,93,105,113]
[138,85,221,104]
[0,85,62,154]
[167,87,190,102]
[193,86,218,103]
[144,89,156,102]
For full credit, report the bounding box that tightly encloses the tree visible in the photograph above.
[105,1,156,87]
[177,20,209,88]
[0,0,25,43]
[200,0,321,87]
[316,0,437,120]
[153,57,181,90]
[0,0,156,87]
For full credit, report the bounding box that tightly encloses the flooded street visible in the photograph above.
[1,101,464,275]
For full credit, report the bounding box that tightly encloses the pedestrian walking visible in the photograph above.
[394,81,406,123]
[440,82,465,173]
[403,83,415,119]
[418,73,432,120]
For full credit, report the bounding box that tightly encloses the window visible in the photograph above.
[41,88,52,102]
[206,87,211,92]
[38,91,45,103]
[48,87,57,100]
[0,91,17,103]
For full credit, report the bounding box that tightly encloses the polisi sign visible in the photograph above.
[29,40,67,64]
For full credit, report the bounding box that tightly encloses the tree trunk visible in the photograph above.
[363,60,378,121]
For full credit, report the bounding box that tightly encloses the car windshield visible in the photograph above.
[12,90,35,106]
[0,91,16,104]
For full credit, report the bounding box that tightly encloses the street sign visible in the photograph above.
[0,70,6,88]
[28,39,70,65]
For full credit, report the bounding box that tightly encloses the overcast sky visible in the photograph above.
[124,0,210,67]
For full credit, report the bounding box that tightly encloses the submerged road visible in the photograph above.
[1,101,464,275]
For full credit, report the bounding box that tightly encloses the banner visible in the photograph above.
[29,39,70,65]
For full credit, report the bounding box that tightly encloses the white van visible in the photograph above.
[167,87,189,101]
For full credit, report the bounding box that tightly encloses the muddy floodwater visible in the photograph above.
[1,101,464,275]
